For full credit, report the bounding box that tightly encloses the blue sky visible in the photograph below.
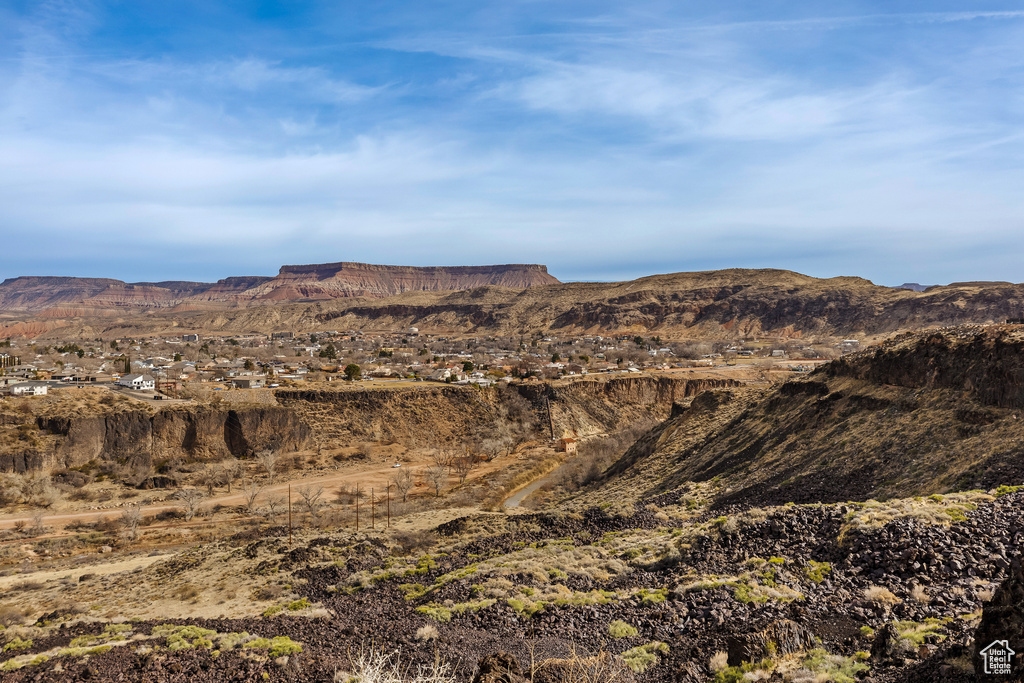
[2,2,1024,285]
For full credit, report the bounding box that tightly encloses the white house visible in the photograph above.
[8,381,49,396]
[117,373,155,390]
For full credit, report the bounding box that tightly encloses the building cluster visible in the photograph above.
[0,330,851,399]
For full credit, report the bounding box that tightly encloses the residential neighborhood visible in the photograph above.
[0,330,844,399]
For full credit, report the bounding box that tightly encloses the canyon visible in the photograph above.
[0,375,731,476]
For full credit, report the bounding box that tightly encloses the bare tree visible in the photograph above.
[263,495,285,522]
[241,480,263,515]
[297,485,325,522]
[425,465,448,498]
[119,504,142,542]
[431,449,456,473]
[391,468,414,503]
[196,466,220,496]
[479,438,504,462]
[334,484,361,505]
[452,455,476,484]
[176,488,205,521]
[28,510,46,537]
[257,449,279,483]
[222,458,244,493]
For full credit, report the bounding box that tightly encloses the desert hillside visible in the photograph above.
[10,267,1024,340]
[0,327,1022,682]
[0,262,558,314]
[587,325,1024,509]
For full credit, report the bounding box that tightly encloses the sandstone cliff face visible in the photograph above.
[256,270,1024,339]
[0,263,557,313]
[2,376,701,474]
[277,385,505,447]
[278,376,712,451]
[517,376,742,439]
[247,262,558,301]
[0,406,311,474]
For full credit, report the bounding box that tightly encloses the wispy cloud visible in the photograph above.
[2,2,1024,284]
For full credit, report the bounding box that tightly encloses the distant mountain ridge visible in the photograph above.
[0,262,559,312]
[4,266,1024,340]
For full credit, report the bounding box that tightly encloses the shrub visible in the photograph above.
[608,620,638,638]
[268,636,303,657]
[804,560,832,583]
[621,642,668,674]
[0,604,26,627]
[153,625,218,651]
[414,604,452,623]
[2,637,32,652]
[799,648,870,683]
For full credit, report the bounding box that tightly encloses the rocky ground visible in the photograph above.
[1,485,1020,682]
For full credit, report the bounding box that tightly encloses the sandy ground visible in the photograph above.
[0,447,534,533]
[0,552,167,590]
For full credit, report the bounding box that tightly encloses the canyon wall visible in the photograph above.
[825,327,1024,409]
[0,375,732,475]
[0,406,310,474]
[516,376,743,439]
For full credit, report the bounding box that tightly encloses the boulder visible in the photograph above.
[727,619,817,666]
[472,652,527,683]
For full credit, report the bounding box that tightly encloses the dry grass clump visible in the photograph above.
[391,530,436,556]
[0,606,27,626]
[863,585,901,605]
[414,625,438,642]
[173,583,202,601]
[910,585,930,604]
[838,492,990,543]
[333,649,455,683]
[709,650,728,672]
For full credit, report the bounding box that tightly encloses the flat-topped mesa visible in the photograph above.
[0,263,560,312]
[0,276,132,311]
[254,262,560,299]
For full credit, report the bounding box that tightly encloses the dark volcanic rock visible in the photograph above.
[974,560,1024,681]
[472,651,527,683]
[726,619,817,666]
